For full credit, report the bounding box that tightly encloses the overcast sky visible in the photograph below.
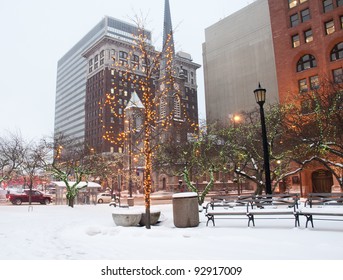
[0,0,253,141]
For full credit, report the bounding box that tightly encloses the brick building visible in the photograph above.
[269,0,343,104]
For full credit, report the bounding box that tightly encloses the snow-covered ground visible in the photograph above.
[1,201,343,279]
[0,202,342,260]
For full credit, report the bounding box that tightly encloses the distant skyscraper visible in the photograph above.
[54,16,152,143]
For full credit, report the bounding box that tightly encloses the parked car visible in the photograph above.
[6,190,52,205]
[97,192,113,203]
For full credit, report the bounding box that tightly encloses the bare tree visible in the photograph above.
[0,132,26,186]
[21,140,50,204]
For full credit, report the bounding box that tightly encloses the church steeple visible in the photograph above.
[162,0,175,55]
[161,0,175,77]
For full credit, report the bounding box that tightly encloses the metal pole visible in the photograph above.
[128,120,133,198]
[259,104,272,194]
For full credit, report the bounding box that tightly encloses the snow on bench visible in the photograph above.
[299,193,343,228]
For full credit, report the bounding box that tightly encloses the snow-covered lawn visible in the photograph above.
[0,203,342,260]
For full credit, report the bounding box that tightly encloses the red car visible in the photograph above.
[6,190,52,205]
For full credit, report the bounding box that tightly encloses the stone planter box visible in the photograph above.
[112,212,142,227]
[139,211,161,226]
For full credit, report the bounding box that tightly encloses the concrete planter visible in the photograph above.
[112,212,141,227]
[139,211,161,226]
[172,192,199,228]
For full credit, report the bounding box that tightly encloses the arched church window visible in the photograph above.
[174,95,181,118]
[160,96,166,119]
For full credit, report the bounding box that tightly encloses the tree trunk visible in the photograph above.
[68,197,74,208]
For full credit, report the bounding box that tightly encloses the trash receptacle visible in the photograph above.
[127,197,134,206]
[172,192,199,228]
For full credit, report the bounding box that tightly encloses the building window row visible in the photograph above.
[292,15,343,44]
[298,68,342,93]
[292,28,313,47]
[290,8,310,27]
[296,43,343,73]
[298,75,319,93]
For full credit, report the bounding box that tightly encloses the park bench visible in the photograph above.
[205,195,253,226]
[299,193,343,228]
[246,193,300,227]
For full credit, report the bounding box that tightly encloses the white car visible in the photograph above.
[97,193,113,203]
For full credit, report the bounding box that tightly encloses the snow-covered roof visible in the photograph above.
[125,91,144,110]
[51,181,101,188]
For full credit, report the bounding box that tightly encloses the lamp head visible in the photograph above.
[254,83,266,105]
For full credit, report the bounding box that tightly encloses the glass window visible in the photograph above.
[119,51,128,59]
[333,68,343,83]
[338,0,343,6]
[301,8,310,22]
[297,54,317,72]
[330,42,343,61]
[292,34,300,48]
[160,96,166,119]
[289,0,297,8]
[174,95,181,118]
[298,78,308,92]
[325,20,335,34]
[300,0,307,3]
[323,0,334,12]
[290,13,299,27]
[304,29,313,43]
[310,75,319,89]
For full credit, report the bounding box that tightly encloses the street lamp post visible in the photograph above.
[254,83,272,194]
[125,119,133,198]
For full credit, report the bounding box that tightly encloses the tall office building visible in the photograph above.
[82,20,155,154]
[54,16,152,143]
[203,0,279,125]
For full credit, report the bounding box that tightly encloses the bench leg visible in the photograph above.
[206,215,215,226]
[304,214,314,228]
[247,214,255,227]
[294,213,300,227]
